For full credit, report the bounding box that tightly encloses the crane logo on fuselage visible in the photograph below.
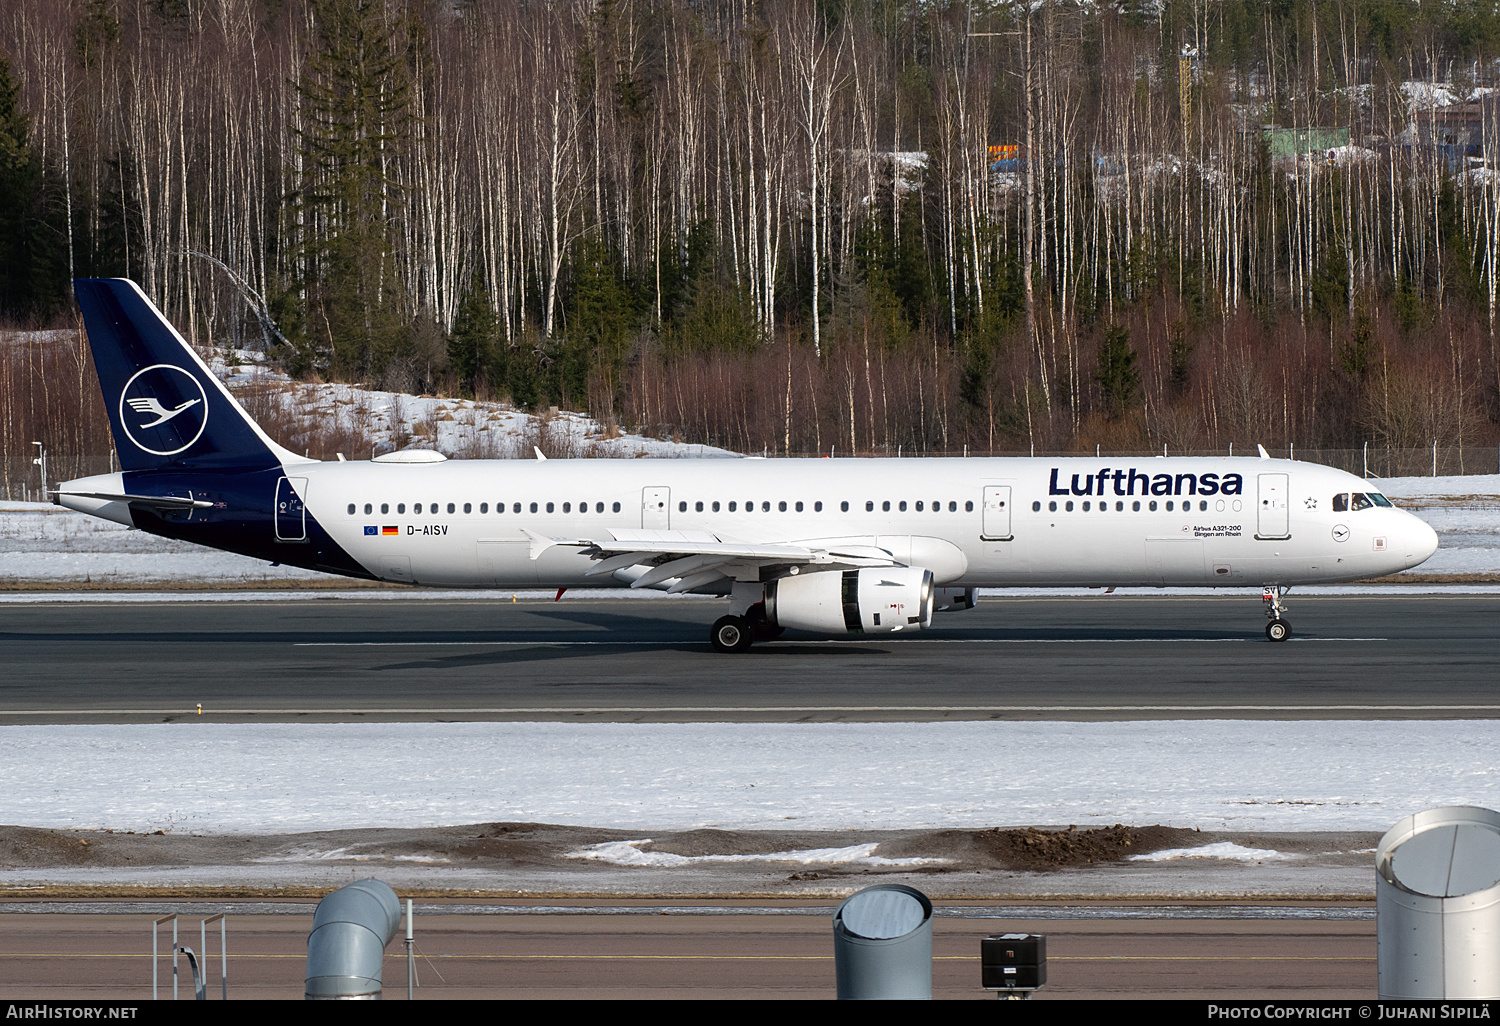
[118,364,209,456]
[1049,467,1245,497]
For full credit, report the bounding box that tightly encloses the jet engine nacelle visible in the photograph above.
[766,566,934,635]
[933,587,976,612]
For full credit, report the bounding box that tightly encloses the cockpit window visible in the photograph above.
[1332,493,1348,512]
[1351,493,1374,511]
[1368,492,1392,507]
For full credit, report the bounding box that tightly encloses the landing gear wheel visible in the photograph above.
[711,615,754,653]
[1262,586,1291,643]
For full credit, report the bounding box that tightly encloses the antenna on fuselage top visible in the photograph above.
[1257,444,1270,459]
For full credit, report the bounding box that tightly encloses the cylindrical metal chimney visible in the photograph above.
[1377,805,1500,999]
[305,879,403,1000]
[832,884,933,999]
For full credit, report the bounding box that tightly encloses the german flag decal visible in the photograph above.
[382,526,398,536]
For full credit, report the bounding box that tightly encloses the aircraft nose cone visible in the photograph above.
[1406,514,1439,565]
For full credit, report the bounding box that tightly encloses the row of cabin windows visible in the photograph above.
[676,499,976,513]
[1032,498,1232,513]
[348,501,625,515]
[348,499,979,515]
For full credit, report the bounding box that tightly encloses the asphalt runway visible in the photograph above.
[1,592,1497,722]
[0,904,1376,1000]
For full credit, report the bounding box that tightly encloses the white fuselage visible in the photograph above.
[272,455,1437,590]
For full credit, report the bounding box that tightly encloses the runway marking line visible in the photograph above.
[292,637,1388,647]
[1,705,1499,715]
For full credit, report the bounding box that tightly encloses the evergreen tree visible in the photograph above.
[448,278,497,397]
[1096,323,1140,419]
[293,0,416,379]
[0,57,68,321]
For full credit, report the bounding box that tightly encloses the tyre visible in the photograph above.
[711,615,753,653]
[1266,619,1290,642]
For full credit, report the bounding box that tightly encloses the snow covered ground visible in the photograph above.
[0,719,1493,836]
[212,354,736,462]
[1376,474,1500,576]
[2,472,1496,587]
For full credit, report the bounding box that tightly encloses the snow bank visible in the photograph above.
[0,719,1494,835]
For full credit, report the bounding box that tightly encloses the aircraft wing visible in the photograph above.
[522,528,899,593]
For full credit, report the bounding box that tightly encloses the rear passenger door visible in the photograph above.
[642,487,671,529]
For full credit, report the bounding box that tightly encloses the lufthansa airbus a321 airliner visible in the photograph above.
[56,279,1439,650]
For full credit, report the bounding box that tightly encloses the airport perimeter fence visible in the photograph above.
[776,444,1500,479]
[3,444,1498,502]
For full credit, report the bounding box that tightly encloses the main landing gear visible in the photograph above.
[709,600,782,653]
[1263,586,1291,642]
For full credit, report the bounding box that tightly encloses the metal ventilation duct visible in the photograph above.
[305,879,403,1000]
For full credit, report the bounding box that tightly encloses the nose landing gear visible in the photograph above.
[1263,586,1291,642]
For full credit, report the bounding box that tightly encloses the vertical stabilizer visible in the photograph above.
[74,278,310,472]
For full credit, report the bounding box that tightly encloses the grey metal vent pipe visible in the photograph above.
[305,879,403,1000]
[1377,805,1500,999]
[832,884,933,999]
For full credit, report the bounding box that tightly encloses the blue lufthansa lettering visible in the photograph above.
[1047,467,1246,498]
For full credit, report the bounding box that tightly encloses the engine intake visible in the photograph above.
[766,567,934,635]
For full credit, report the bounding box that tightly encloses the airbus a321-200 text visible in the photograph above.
[55,279,1440,651]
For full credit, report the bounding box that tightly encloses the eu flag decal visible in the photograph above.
[363,526,378,536]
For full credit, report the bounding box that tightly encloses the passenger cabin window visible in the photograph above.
[612,502,621,512]
[347,504,355,515]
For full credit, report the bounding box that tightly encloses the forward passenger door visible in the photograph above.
[980,486,1012,541]
[1256,473,1290,539]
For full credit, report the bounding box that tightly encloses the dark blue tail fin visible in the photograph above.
[74,278,305,472]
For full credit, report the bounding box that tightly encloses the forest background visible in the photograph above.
[3,0,1500,479]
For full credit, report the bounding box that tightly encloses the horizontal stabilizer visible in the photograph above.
[54,490,213,510]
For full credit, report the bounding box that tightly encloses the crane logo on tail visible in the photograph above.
[119,364,209,456]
